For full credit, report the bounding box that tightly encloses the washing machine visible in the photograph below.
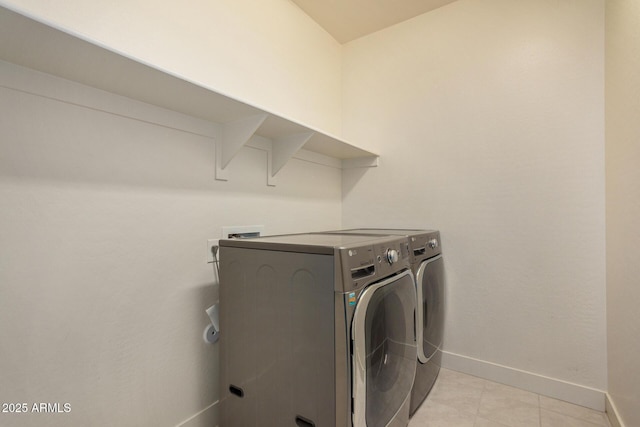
[320,229,444,416]
[218,233,418,427]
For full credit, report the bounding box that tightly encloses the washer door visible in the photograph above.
[415,255,444,363]
[352,270,417,427]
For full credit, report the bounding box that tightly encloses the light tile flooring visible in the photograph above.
[410,369,611,427]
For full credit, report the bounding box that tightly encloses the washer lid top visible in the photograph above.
[219,232,403,255]
[324,228,437,237]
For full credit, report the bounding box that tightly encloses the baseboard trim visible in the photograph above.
[441,351,605,411]
[175,401,218,427]
[605,394,625,427]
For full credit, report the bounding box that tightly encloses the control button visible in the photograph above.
[385,249,399,264]
[428,239,439,249]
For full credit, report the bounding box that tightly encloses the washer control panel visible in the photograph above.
[372,239,408,277]
[385,248,399,264]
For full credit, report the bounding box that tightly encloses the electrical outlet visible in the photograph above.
[207,239,220,263]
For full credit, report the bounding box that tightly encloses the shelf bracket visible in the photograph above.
[267,132,314,186]
[216,113,268,181]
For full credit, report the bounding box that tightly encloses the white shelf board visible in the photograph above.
[0,6,379,166]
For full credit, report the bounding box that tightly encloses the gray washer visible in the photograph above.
[219,233,418,427]
[320,229,445,416]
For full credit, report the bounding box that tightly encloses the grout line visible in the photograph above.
[444,369,611,427]
[538,394,542,427]
[540,395,610,426]
[472,380,487,426]
[476,378,486,417]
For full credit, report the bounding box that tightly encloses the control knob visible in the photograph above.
[385,248,399,264]
[428,238,439,249]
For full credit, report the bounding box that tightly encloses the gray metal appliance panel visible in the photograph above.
[221,233,409,293]
[409,350,442,415]
[334,228,433,235]
[320,229,441,265]
[220,233,399,254]
[219,247,336,427]
[320,228,445,418]
[418,255,444,362]
[409,254,446,416]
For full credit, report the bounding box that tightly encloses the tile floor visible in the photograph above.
[410,369,611,427]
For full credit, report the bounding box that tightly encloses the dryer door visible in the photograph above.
[415,255,444,363]
[352,270,417,427]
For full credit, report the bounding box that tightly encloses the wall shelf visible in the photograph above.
[0,6,379,185]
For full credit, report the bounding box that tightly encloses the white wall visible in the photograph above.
[342,0,606,407]
[0,61,342,427]
[0,0,343,136]
[605,0,640,425]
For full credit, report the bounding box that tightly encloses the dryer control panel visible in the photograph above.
[408,230,442,264]
[339,236,410,292]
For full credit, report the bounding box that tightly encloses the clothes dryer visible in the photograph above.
[321,229,444,416]
[218,233,418,427]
